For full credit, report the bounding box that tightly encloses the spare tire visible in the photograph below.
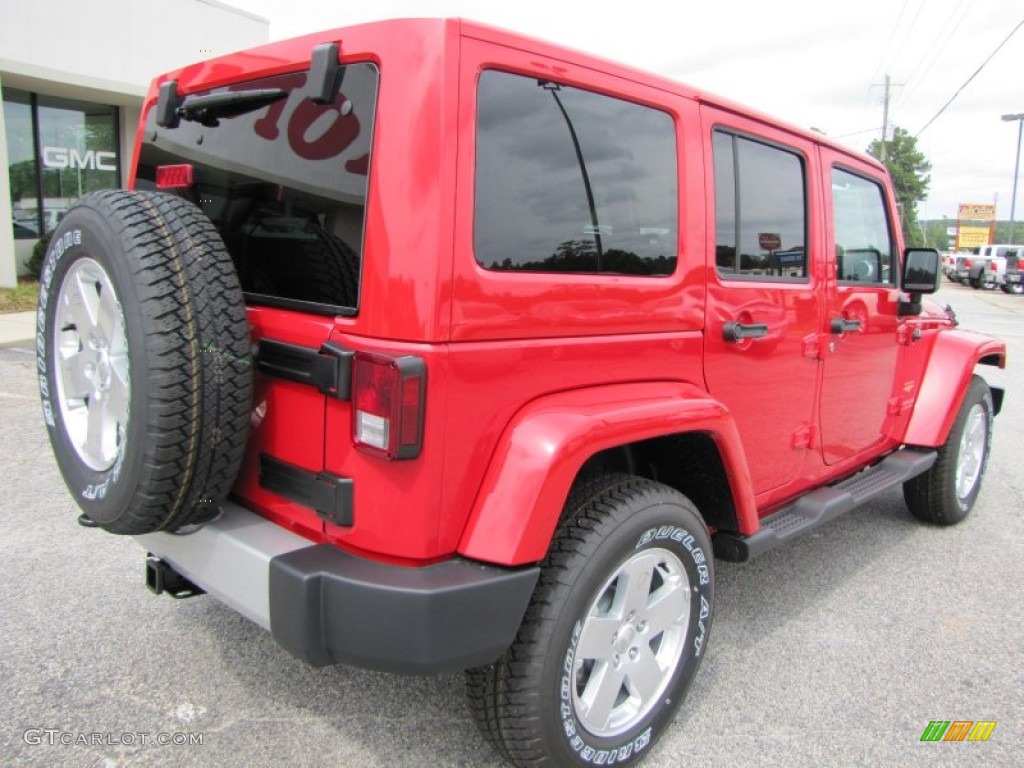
[37,190,252,534]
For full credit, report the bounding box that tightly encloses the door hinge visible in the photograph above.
[897,325,923,346]
[259,454,354,527]
[887,396,915,416]
[791,422,817,449]
[802,333,823,360]
[257,338,354,400]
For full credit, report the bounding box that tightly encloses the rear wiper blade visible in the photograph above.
[177,88,287,127]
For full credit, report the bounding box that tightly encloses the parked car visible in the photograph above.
[949,252,973,283]
[965,244,1022,290]
[941,251,956,279]
[34,19,1006,767]
[1003,250,1024,295]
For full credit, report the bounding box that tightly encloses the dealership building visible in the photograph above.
[0,0,268,287]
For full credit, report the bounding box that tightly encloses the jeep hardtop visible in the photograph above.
[37,18,1006,767]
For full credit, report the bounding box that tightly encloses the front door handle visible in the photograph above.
[830,317,862,334]
[723,321,769,342]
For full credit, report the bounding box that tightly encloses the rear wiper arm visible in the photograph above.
[177,88,287,127]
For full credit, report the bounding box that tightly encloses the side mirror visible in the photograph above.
[899,248,941,317]
[901,248,941,293]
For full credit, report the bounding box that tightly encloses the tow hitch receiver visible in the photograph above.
[146,555,206,599]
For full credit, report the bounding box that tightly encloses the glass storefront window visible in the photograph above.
[37,95,118,234]
[4,89,40,239]
[3,88,119,240]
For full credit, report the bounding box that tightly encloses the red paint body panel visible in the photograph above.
[450,37,705,341]
[903,330,1007,446]
[234,307,334,540]
[458,381,756,565]
[132,19,461,343]
[130,18,1006,568]
[320,336,449,560]
[699,106,824,495]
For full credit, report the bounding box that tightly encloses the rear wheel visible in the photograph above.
[904,375,993,525]
[1001,282,1023,295]
[467,474,713,766]
[38,190,252,534]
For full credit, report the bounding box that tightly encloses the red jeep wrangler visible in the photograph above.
[36,18,1006,767]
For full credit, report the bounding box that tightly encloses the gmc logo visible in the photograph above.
[42,146,117,172]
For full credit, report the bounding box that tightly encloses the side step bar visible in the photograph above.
[713,448,937,562]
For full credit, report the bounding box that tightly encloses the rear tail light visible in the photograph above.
[352,351,426,460]
[156,164,194,189]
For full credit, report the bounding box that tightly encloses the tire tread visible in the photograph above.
[41,189,252,534]
[466,473,704,766]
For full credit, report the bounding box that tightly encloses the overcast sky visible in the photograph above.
[225,0,1023,223]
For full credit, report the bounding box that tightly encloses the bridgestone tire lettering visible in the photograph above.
[466,473,714,766]
[37,190,252,534]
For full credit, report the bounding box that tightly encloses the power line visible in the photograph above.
[895,0,977,111]
[833,127,883,140]
[864,0,912,117]
[916,18,1024,137]
[870,0,912,88]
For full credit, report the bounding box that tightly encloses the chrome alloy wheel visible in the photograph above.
[572,547,690,738]
[53,258,130,471]
[955,403,988,503]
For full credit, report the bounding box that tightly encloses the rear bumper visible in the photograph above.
[136,502,539,674]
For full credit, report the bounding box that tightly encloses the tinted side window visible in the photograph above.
[831,168,894,284]
[474,71,677,276]
[713,131,807,280]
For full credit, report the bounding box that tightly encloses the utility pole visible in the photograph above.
[872,75,903,163]
[881,75,890,163]
[1003,113,1024,244]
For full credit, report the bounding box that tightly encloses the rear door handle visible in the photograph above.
[723,321,769,342]
[830,317,862,334]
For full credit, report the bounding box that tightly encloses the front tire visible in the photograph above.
[467,474,713,766]
[903,375,994,525]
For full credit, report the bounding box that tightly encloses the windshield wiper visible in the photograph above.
[175,88,287,127]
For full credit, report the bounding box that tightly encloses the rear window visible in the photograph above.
[136,63,378,315]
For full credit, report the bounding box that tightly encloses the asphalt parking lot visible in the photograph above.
[1,281,1021,767]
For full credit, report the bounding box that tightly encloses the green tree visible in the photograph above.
[867,126,932,247]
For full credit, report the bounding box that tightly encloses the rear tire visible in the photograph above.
[37,190,252,534]
[466,474,713,766]
[903,375,993,525]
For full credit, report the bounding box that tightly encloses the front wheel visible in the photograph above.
[467,474,713,766]
[904,375,994,525]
